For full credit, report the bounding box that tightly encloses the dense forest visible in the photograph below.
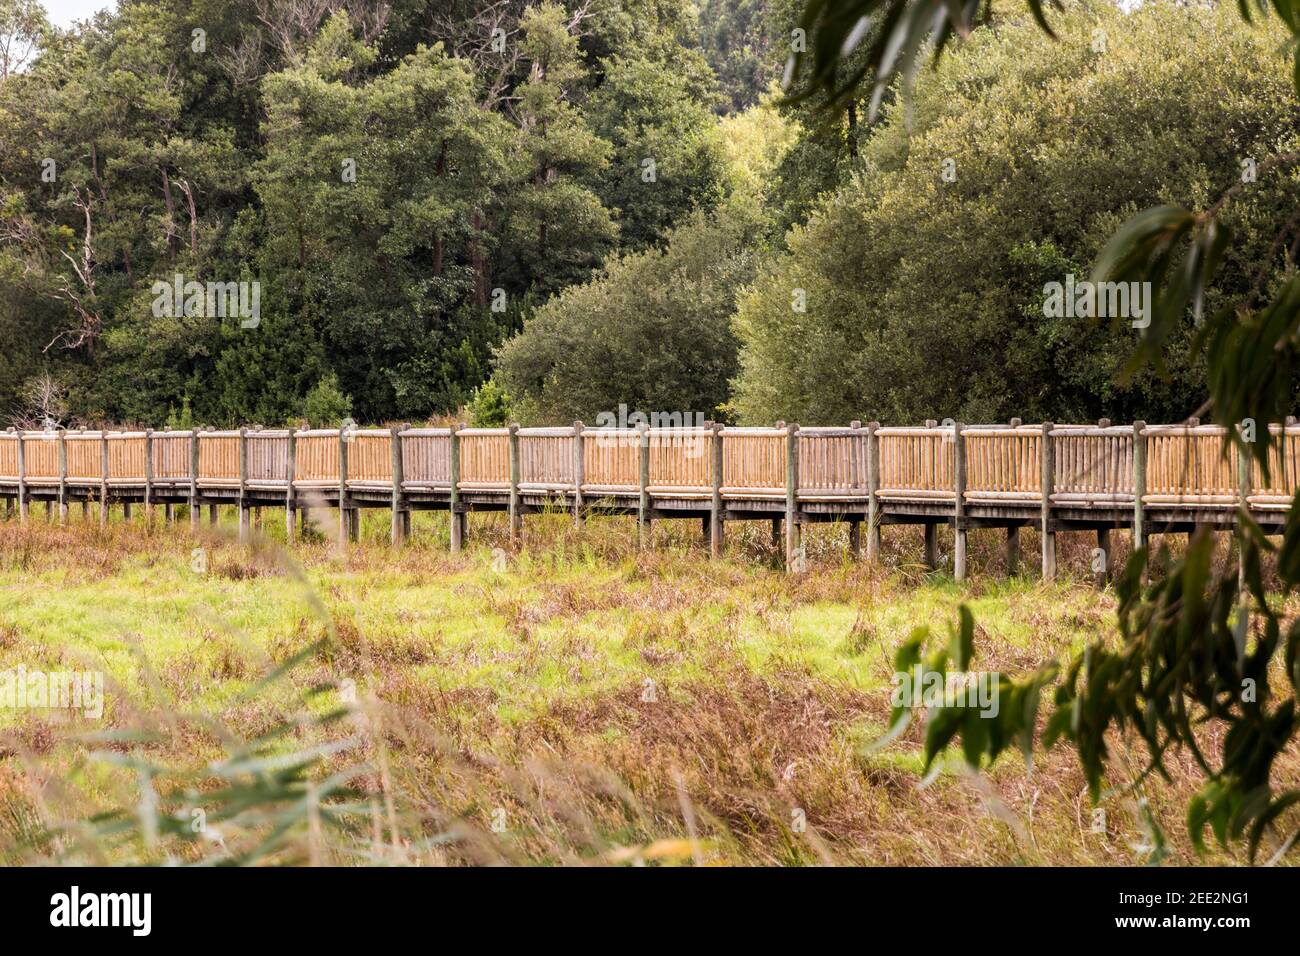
[0,0,1296,429]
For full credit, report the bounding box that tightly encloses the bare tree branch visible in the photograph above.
[428,0,593,114]
[175,176,201,269]
[256,0,332,63]
[44,187,101,352]
[217,29,267,86]
[9,373,69,430]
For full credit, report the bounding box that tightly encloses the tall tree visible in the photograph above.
[731,4,1300,426]
[500,1,615,298]
[586,54,726,252]
[253,12,514,419]
[0,0,46,80]
[495,96,798,422]
[697,0,772,113]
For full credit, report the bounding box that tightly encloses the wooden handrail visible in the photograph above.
[0,423,1294,507]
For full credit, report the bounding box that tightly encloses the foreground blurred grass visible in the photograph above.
[0,506,1292,865]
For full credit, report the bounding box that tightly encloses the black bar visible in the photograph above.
[0,866,1281,942]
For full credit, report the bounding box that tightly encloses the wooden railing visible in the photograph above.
[964,425,1041,501]
[1144,425,1239,506]
[1250,425,1300,508]
[0,420,1295,507]
[798,427,867,498]
[877,426,955,501]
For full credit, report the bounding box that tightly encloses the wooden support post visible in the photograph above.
[1041,421,1057,580]
[123,501,132,520]
[391,424,407,547]
[953,422,967,582]
[1007,416,1024,572]
[238,427,250,544]
[1286,418,1297,517]
[165,503,175,523]
[14,430,26,524]
[1132,421,1146,552]
[710,423,724,558]
[767,444,780,553]
[1096,527,1111,588]
[1006,414,1023,575]
[75,427,87,518]
[572,421,585,525]
[144,428,154,527]
[56,429,68,525]
[845,420,862,560]
[189,430,200,532]
[285,428,297,541]
[866,422,881,561]
[924,523,938,570]
[336,427,349,549]
[637,423,650,549]
[508,422,522,547]
[1,433,9,521]
[1236,427,1251,650]
[449,424,463,552]
[785,423,800,571]
[100,432,110,527]
[208,503,217,525]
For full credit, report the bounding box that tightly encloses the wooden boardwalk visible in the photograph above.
[0,418,1293,579]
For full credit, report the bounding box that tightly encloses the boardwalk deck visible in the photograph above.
[0,419,1290,579]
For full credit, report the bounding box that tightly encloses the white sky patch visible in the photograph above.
[43,0,117,29]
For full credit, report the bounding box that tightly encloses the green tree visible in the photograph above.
[468,377,512,427]
[587,54,727,252]
[0,0,738,427]
[300,371,353,427]
[496,98,798,422]
[206,315,334,426]
[254,15,515,420]
[732,4,1300,426]
[0,0,47,80]
[697,0,773,113]
[500,2,616,298]
[0,0,256,420]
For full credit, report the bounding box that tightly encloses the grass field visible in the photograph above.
[0,507,1294,866]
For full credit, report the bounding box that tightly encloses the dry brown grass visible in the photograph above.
[0,509,1295,865]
